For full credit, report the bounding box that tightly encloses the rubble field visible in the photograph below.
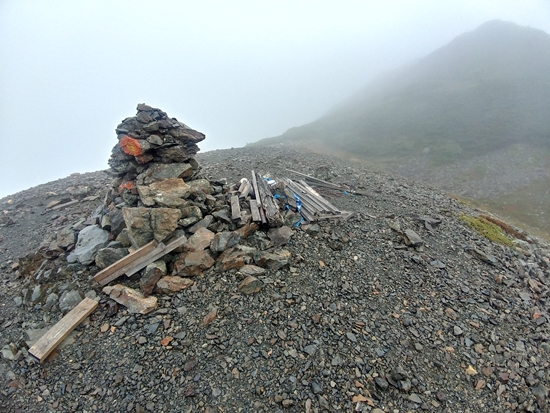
[0,105,549,413]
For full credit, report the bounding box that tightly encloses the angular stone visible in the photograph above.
[123,207,181,248]
[137,163,193,185]
[156,276,194,293]
[95,247,129,270]
[255,249,291,270]
[103,284,157,314]
[59,290,83,313]
[188,215,215,233]
[180,205,203,220]
[239,265,266,277]
[140,260,166,296]
[217,245,256,270]
[31,285,45,304]
[267,226,293,246]
[184,227,215,252]
[108,209,126,237]
[404,229,423,247]
[235,222,260,238]
[187,179,212,195]
[210,231,241,253]
[137,178,191,207]
[238,276,264,294]
[212,209,232,224]
[116,228,133,247]
[67,225,110,265]
[173,250,215,276]
[56,227,76,249]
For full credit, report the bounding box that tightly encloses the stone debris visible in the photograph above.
[2,111,550,413]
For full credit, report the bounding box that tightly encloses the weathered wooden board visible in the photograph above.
[125,235,188,276]
[51,200,79,211]
[93,240,158,285]
[297,180,340,213]
[230,195,241,220]
[29,297,98,363]
[249,199,261,222]
[255,172,283,227]
[251,170,267,224]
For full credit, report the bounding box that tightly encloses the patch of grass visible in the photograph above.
[459,214,514,247]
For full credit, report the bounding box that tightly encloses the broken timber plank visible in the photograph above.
[93,240,158,285]
[255,172,283,227]
[51,199,79,211]
[286,169,345,190]
[249,199,261,222]
[230,195,241,220]
[251,170,267,224]
[125,235,188,276]
[29,297,98,363]
[297,180,340,213]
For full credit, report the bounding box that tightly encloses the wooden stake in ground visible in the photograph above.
[28,297,98,363]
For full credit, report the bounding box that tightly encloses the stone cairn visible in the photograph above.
[88,104,293,313]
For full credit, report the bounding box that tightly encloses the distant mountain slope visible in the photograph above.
[253,20,550,164]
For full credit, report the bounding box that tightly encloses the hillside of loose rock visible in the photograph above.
[1,136,549,412]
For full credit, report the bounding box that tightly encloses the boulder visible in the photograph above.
[67,225,110,265]
[184,227,215,252]
[210,231,241,253]
[137,178,191,207]
[187,178,212,195]
[95,247,129,269]
[267,226,293,246]
[56,227,76,250]
[173,250,215,276]
[122,207,181,248]
[59,290,84,313]
[137,162,194,185]
[255,249,291,270]
[217,245,256,270]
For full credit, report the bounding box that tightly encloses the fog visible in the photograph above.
[1,0,549,198]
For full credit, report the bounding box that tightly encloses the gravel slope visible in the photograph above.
[0,146,549,413]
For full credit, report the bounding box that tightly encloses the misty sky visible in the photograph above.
[1,1,549,198]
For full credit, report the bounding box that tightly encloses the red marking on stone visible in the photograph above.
[120,136,143,156]
[118,181,135,191]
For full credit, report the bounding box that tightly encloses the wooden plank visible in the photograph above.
[249,199,261,222]
[297,180,341,213]
[251,170,267,224]
[285,179,328,213]
[286,169,345,190]
[51,199,79,210]
[230,195,241,220]
[239,182,252,199]
[93,240,158,285]
[29,297,98,363]
[125,235,188,276]
[255,172,283,227]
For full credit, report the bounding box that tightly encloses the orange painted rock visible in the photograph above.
[120,136,151,156]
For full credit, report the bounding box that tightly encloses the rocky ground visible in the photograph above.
[0,145,549,413]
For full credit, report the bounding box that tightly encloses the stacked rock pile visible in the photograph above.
[69,104,297,313]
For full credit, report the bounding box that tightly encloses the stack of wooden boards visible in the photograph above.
[232,170,352,224]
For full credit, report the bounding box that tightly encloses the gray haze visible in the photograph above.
[1,1,549,198]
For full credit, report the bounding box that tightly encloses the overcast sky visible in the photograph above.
[1,1,549,198]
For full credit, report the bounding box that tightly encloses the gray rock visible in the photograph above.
[59,290,83,313]
[140,260,167,296]
[67,225,110,265]
[210,231,241,253]
[31,284,45,303]
[56,227,76,249]
[267,226,293,246]
[95,247,128,269]
[404,229,423,247]
[238,276,264,294]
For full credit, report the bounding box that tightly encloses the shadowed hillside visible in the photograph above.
[253,20,550,164]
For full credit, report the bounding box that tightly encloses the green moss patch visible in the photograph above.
[459,214,514,247]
